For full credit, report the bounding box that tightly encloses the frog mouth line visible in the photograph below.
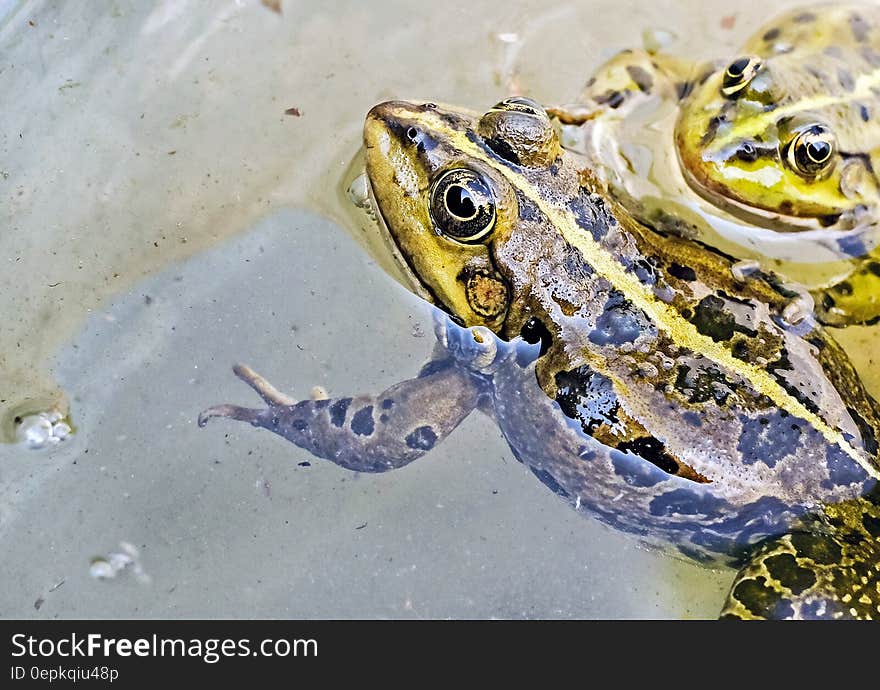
[677,152,853,233]
[363,172,450,311]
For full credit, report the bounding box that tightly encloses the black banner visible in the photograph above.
[0,619,870,684]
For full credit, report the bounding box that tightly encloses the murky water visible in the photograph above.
[1,0,873,618]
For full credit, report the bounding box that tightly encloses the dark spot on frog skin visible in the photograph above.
[690,295,756,342]
[381,398,394,410]
[530,466,570,498]
[860,104,870,122]
[764,553,818,595]
[675,80,694,100]
[562,244,594,281]
[700,115,724,146]
[616,437,680,479]
[789,531,842,565]
[862,514,880,537]
[314,398,331,409]
[350,405,375,436]
[405,425,437,450]
[674,364,732,405]
[794,11,816,23]
[850,12,869,43]
[567,190,608,241]
[596,89,626,109]
[329,397,352,427]
[837,68,855,93]
[737,412,804,468]
[649,488,727,518]
[731,338,751,362]
[554,367,619,434]
[515,190,541,222]
[588,291,645,345]
[667,263,696,282]
[831,280,854,297]
[762,27,781,42]
[732,576,795,619]
[765,350,822,416]
[821,444,869,489]
[628,258,657,286]
[625,64,654,92]
[683,410,703,427]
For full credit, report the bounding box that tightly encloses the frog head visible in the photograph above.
[675,53,880,227]
[363,97,562,331]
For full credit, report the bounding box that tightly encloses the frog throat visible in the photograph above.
[383,103,880,482]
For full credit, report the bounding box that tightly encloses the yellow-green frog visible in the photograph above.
[552,3,880,326]
[200,96,880,619]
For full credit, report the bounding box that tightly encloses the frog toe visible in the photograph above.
[231,363,297,406]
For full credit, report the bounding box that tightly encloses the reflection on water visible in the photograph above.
[1,0,870,618]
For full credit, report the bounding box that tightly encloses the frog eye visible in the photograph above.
[721,56,762,97]
[429,169,496,243]
[786,124,836,178]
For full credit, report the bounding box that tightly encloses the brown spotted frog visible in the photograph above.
[200,95,880,618]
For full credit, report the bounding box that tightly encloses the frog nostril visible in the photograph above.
[736,141,759,162]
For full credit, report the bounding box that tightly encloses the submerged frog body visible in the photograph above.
[553,3,880,326]
[201,97,880,619]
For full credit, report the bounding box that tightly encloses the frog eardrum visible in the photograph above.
[477,96,561,167]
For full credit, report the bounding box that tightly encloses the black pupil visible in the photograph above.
[807,140,830,162]
[446,184,477,218]
[728,57,750,77]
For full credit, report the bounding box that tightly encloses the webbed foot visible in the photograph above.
[199,359,483,473]
[198,363,295,428]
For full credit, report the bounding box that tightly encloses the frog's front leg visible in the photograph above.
[813,255,880,327]
[199,361,482,473]
[547,49,696,125]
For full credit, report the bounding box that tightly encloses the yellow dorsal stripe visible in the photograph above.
[717,67,880,145]
[406,107,880,481]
